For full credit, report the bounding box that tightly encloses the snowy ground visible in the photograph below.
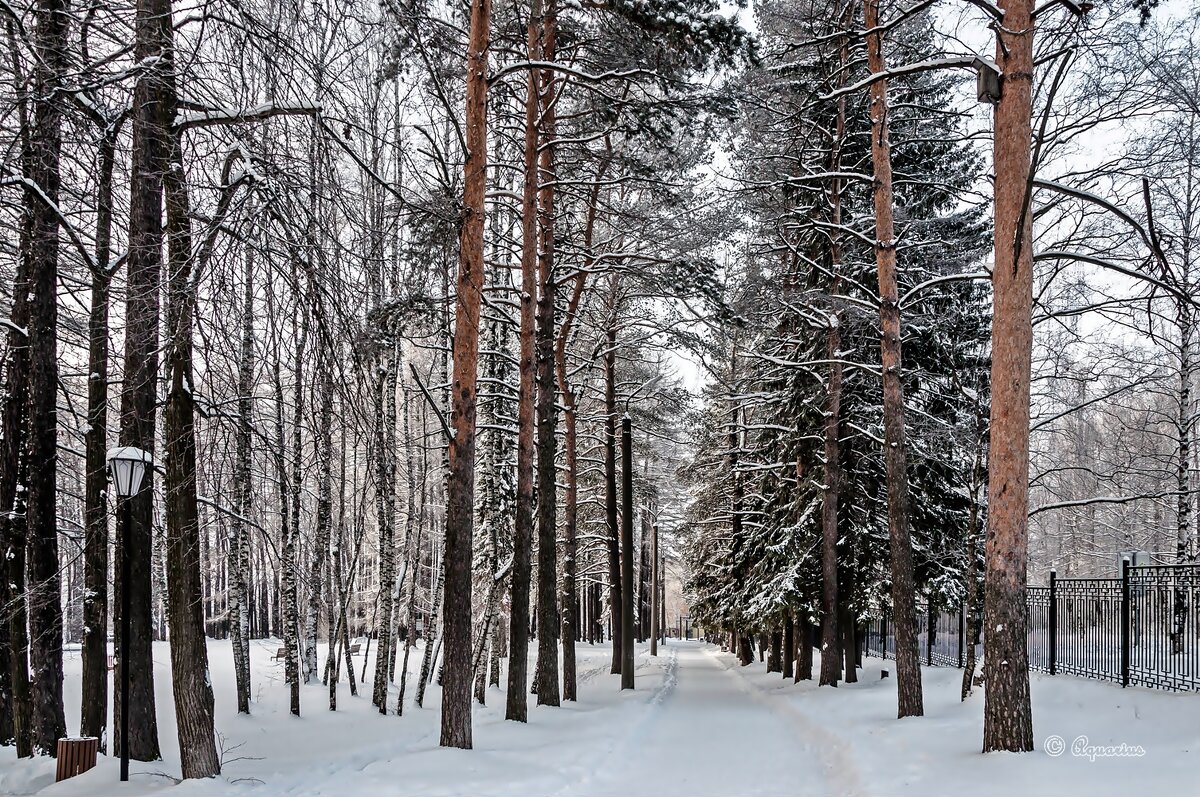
[2,639,1197,797]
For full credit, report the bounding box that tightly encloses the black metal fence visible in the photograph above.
[864,602,969,668]
[863,562,1200,693]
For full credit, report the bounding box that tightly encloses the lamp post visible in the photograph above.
[106,446,150,783]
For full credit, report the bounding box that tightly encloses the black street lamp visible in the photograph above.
[106,446,150,783]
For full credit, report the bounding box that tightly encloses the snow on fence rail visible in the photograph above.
[862,563,1200,692]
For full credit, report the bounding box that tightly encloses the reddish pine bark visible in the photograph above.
[983,0,1036,753]
[864,0,923,718]
[441,0,491,748]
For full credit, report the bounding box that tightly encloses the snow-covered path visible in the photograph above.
[4,638,1197,797]
[565,642,854,797]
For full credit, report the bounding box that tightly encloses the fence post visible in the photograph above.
[1048,569,1057,676]
[957,600,964,669]
[926,605,933,667]
[881,613,888,660]
[1120,558,1130,687]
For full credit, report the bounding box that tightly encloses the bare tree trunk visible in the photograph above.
[24,0,69,754]
[1,222,32,759]
[162,135,221,779]
[81,131,117,749]
[117,0,171,755]
[864,0,922,718]
[533,0,561,707]
[605,325,623,674]
[506,1,540,718]
[983,0,1036,752]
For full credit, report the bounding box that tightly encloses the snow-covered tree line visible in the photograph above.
[0,0,751,773]
[679,0,1200,754]
[3,0,1200,777]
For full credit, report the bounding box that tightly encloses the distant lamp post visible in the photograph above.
[107,446,150,783]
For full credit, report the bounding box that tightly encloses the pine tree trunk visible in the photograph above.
[729,362,750,668]
[864,0,923,718]
[818,8,851,690]
[767,631,782,673]
[440,0,491,746]
[163,136,221,779]
[638,515,650,643]
[797,617,813,682]
[558,370,579,701]
[782,617,794,679]
[534,0,561,707]
[840,599,857,684]
[819,310,844,688]
[983,0,1036,752]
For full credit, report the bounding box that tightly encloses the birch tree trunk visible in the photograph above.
[306,340,335,682]
[417,538,445,709]
[230,242,255,715]
[1172,305,1193,651]
[371,348,397,710]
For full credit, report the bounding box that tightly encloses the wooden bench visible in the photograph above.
[270,646,287,661]
[349,643,361,656]
[55,737,98,782]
